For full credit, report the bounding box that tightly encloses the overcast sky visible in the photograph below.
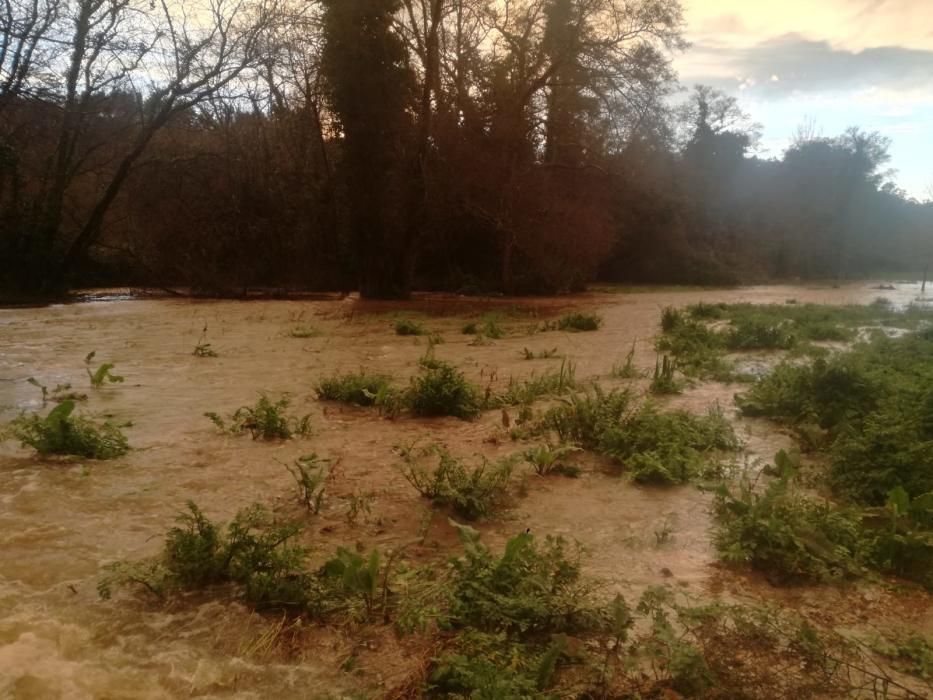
[674,0,933,199]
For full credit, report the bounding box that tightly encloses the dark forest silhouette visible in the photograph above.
[1,0,931,299]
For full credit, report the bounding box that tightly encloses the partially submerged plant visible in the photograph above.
[85,351,124,388]
[398,446,518,520]
[521,347,559,360]
[407,357,482,419]
[26,377,87,404]
[281,453,329,513]
[315,370,395,407]
[99,502,317,610]
[523,442,581,477]
[447,521,602,634]
[395,318,425,336]
[650,354,681,394]
[491,360,576,407]
[193,325,218,357]
[714,451,865,584]
[7,400,129,459]
[206,395,311,440]
[611,341,641,378]
[540,312,603,333]
[288,325,321,339]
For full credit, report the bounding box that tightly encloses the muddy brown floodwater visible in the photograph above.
[1,283,931,699]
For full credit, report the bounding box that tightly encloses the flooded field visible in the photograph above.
[1,282,931,698]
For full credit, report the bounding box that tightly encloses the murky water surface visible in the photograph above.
[1,283,930,698]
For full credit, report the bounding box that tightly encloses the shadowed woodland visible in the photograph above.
[1,0,931,299]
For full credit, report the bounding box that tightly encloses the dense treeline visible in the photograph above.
[1,0,931,299]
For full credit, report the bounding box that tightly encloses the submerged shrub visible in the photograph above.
[714,453,865,583]
[206,395,311,440]
[395,318,425,336]
[407,359,482,419]
[100,502,317,610]
[724,316,797,350]
[315,370,395,407]
[523,442,581,477]
[7,400,129,459]
[556,313,602,332]
[737,330,933,503]
[399,446,517,520]
[539,386,633,449]
[448,521,602,634]
[600,404,738,484]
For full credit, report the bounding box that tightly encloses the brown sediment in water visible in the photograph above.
[0,283,930,698]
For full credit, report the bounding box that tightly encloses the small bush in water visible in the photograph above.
[7,400,128,459]
[398,446,518,520]
[206,395,311,440]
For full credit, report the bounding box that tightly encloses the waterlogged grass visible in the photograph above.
[489,361,577,408]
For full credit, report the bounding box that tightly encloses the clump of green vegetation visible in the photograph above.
[867,486,933,589]
[714,453,865,584]
[398,446,518,520]
[99,502,319,610]
[288,325,321,338]
[649,354,681,394]
[315,370,394,407]
[715,452,933,589]
[540,386,633,449]
[600,404,738,484]
[463,317,505,339]
[6,400,129,459]
[873,634,933,681]
[724,316,797,350]
[657,302,931,383]
[611,341,641,378]
[736,330,933,503]
[428,630,566,698]
[656,314,733,380]
[407,357,482,419]
[320,546,385,621]
[661,305,683,331]
[206,395,311,440]
[281,453,328,513]
[395,318,425,336]
[491,360,576,407]
[555,312,603,332]
[523,442,581,477]
[84,351,124,388]
[447,521,603,634]
[687,302,727,320]
[538,388,737,484]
